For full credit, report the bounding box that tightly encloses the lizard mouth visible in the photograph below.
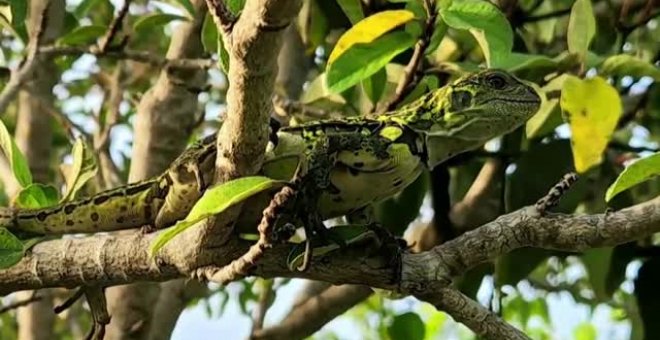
[480,97,542,105]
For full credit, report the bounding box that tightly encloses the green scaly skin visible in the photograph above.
[2,69,541,236]
[0,137,217,234]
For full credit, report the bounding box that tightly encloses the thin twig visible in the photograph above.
[617,0,659,50]
[36,96,89,141]
[0,293,42,314]
[83,286,110,340]
[38,45,215,70]
[97,0,131,53]
[383,0,437,112]
[417,288,530,339]
[0,2,51,115]
[54,288,85,314]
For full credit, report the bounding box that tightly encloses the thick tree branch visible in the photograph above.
[2,194,660,338]
[195,0,302,280]
[252,285,372,339]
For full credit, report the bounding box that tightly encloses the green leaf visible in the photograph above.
[581,247,614,301]
[337,0,364,25]
[0,227,22,269]
[57,25,106,46]
[74,0,101,18]
[150,176,285,255]
[133,13,187,33]
[175,0,196,17]
[8,0,26,42]
[600,54,660,81]
[326,30,416,93]
[388,312,425,340]
[425,18,447,56]
[218,35,230,73]
[202,13,218,54]
[525,75,567,139]
[60,139,98,203]
[606,152,660,202]
[362,67,387,105]
[15,184,59,209]
[567,0,595,63]
[0,119,31,188]
[226,0,246,15]
[560,76,622,173]
[440,0,513,67]
[498,53,558,72]
[328,9,416,64]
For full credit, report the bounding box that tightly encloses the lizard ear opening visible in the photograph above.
[450,90,473,112]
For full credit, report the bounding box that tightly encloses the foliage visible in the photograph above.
[0,0,658,338]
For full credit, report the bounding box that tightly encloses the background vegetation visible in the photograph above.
[0,0,658,339]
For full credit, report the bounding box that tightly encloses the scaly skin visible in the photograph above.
[238,69,542,227]
[0,136,217,234]
[3,69,541,235]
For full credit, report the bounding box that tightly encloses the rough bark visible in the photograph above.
[104,1,208,339]
[2,194,660,338]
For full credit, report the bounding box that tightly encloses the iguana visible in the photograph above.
[0,69,541,240]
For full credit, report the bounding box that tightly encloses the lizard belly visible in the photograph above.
[319,143,423,218]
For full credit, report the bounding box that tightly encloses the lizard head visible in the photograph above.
[391,69,541,168]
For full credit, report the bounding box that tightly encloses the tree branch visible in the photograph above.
[418,288,528,339]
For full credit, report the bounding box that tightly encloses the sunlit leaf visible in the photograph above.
[60,139,98,203]
[327,9,415,64]
[606,153,660,202]
[0,119,31,188]
[567,0,595,63]
[133,13,188,33]
[0,227,22,269]
[600,54,660,81]
[440,0,513,67]
[15,184,59,209]
[560,76,622,173]
[150,176,285,255]
[326,31,416,93]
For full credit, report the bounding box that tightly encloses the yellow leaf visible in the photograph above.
[560,76,622,173]
[327,10,415,65]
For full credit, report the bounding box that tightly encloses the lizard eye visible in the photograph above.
[486,73,507,90]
